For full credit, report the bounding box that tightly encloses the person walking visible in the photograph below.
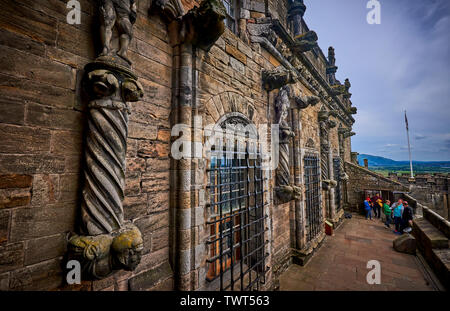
[376,196,383,220]
[364,197,373,220]
[383,199,392,228]
[392,199,403,234]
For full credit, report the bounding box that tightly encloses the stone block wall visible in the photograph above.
[0,0,358,291]
[0,0,173,291]
[345,161,409,213]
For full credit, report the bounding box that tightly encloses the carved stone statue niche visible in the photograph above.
[100,0,138,64]
[274,86,301,203]
[67,1,144,280]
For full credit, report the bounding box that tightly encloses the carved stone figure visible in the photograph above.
[327,46,338,85]
[262,67,298,92]
[344,78,352,99]
[100,0,138,63]
[318,109,337,190]
[67,1,144,280]
[68,223,144,279]
[274,86,301,203]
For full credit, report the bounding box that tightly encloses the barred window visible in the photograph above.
[206,121,268,291]
[222,0,238,33]
[304,154,322,242]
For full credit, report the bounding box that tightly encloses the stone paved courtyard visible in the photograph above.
[279,214,437,291]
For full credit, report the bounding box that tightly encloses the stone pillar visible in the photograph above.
[162,0,227,290]
[318,108,337,222]
[67,0,145,280]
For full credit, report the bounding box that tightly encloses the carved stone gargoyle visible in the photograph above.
[262,66,298,92]
[292,30,318,53]
[67,1,145,281]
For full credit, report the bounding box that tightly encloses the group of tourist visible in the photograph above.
[364,194,414,235]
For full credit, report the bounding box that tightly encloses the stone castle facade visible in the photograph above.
[0,0,360,291]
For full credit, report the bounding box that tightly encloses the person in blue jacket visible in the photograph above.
[364,197,373,220]
[392,199,403,234]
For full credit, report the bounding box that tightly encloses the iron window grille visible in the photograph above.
[304,153,322,242]
[222,0,238,33]
[206,132,269,291]
[333,157,342,211]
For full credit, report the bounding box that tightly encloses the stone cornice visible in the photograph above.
[249,18,355,127]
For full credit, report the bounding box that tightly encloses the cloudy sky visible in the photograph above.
[304,0,450,161]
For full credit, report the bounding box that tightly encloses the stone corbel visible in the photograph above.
[331,83,346,95]
[292,30,318,53]
[166,0,226,50]
[262,66,298,91]
[67,0,145,281]
[343,131,356,138]
[294,93,320,110]
[347,107,357,115]
[322,179,337,191]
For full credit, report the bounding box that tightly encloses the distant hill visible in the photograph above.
[357,154,450,173]
[357,154,398,166]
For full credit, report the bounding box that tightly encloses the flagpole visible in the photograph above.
[405,110,414,179]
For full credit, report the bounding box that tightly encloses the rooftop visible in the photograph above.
[279,214,439,291]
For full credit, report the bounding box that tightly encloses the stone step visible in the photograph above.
[430,248,450,289]
[413,218,449,250]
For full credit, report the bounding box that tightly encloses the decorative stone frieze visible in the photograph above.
[67,0,145,280]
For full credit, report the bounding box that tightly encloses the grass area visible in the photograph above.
[370,166,450,177]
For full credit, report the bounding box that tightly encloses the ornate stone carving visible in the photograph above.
[274,86,301,203]
[292,30,318,53]
[344,78,352,99]
[100,0,138,64]
[262,66,298,91]
[326,46,338,85]
[318,108,337,190]
[167,0,226,50]
[67,2,144,280]
[294,92,320,110]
